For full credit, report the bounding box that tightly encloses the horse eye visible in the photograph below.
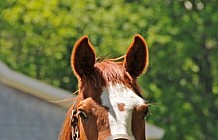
[143,108,149,119]
[78,110,88,120]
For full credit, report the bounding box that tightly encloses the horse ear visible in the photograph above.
[71,36,96,78]
[124,34,149,77]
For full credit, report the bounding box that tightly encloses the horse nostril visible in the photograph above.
[114,139,128,140]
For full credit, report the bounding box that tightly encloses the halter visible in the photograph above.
[70,98,80,140]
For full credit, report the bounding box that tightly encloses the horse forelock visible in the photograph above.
[80,60,135,89]
[95,61,126,84]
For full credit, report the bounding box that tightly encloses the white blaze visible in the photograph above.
[101,83,145,138]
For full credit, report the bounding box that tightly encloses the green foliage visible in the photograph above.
[1,0,217,139]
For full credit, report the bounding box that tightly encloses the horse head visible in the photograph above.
[59,34,149,140]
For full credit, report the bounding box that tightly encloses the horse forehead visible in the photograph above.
[101,83,145,108]
[100,83,145,138]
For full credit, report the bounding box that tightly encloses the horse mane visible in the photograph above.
[58,105,74,140]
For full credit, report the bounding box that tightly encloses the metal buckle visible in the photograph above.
[71,109,80,140]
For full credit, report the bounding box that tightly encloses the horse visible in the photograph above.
[59,34,149,140]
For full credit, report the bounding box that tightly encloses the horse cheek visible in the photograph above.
[132,115,146,140]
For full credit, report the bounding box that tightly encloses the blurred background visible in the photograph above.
[0,0,217,139]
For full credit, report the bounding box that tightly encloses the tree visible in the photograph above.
[1,0,217,139]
